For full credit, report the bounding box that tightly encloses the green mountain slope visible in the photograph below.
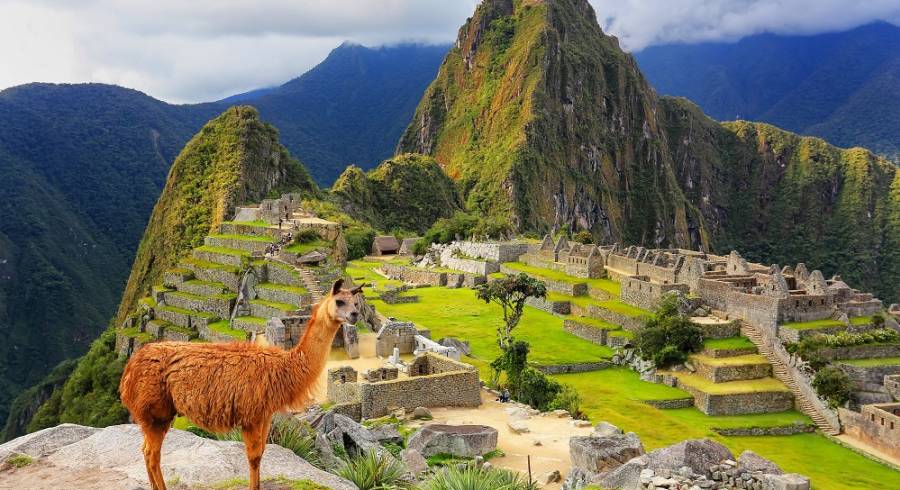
[4,106,317,439]
[332,153,462,233]
[399,0,900,302]
[635,22,900,161]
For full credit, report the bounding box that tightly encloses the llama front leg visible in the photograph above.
[242,418,272,490]
[140,421,170,490]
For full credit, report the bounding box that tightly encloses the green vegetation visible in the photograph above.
[336,450,412,490]
[789,328,900,369]
[635,296,704,368]
[5,454,33,468]
[415,211,514,254]
[838,356,900,367]
[332,154,462,234]
[502,262,620,296]
[664,372,790,395]
[210,477,330,490]
[207,320,247,340]
[2,358,77,441]
[812,367,852,408]
[781,315,872,330]
[703,337,757,351]
[421,464,537,490]
[207,233,272,243]
[565,315,621,330]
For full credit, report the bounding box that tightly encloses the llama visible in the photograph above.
[120,279,362,490]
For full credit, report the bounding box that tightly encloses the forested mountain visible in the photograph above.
[0,43,446,435]
[400,0,900,303]
[635,22,900,161]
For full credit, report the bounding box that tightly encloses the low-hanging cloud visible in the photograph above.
[1,0,898,103]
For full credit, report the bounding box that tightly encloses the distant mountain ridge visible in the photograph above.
[635,22,900,161]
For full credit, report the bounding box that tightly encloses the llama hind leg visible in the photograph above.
[242,417,272,490]
[141,421,171,490]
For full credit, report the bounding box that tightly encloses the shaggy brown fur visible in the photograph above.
[120,279,362,490]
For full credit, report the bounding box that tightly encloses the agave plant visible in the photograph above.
[336,449,412,490]
[421,465,537,490]
[217,414,322,468]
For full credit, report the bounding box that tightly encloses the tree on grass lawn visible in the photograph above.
[476,273,547,350]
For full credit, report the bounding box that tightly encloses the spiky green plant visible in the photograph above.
[421,465,537,490]
[217,414,322,468]
[336,449,411,490]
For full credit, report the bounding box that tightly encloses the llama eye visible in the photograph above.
[335,300,346,307]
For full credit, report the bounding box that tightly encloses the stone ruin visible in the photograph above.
[519,235,607,279]
[326,352,481,420]
[375,319,460,361]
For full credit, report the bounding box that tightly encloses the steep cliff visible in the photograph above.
[116,106,317,322]
[331,153,462,233]
[400,0,900,302]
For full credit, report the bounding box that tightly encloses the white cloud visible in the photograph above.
[0,0,898,103]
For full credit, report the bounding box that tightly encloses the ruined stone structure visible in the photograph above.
[327,353,481,420]
[371,236,400,255]
[374,319,460,360]
[839,403,900,460]
[232,193,340,240]
[519,236,606,278]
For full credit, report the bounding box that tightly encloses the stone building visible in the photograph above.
[838,403,900,460]
[371,236,400,255]
[520,235,607,278]
[327,353,481,420]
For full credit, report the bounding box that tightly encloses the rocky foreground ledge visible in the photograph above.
[0,424,355,490]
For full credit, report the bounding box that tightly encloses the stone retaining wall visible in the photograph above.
[698,321,741,339]
[359,369,481,419]
[620,275,688,311]
[218,222,282,239]
[265,262,305,289]
[455,241,529,263]
[684,386,794,415]
[693,361,771,383]
[526,296,571,315]
[643,398,695,409]
[712,424,816,436]
[587,305,646,331]
[381,264,447,286]
[184,263,240,291]
[838,363,900,393]
[519,254,567,273]
[441,255,498,276]
[702,346,757,358]
[331,402,363,421]
[563,320,608,345]
[839,405,900,460]
[534,361,613,374]
[816,343,900,361]
[499,264,587,295]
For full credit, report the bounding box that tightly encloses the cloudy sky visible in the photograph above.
[2,0,900,103]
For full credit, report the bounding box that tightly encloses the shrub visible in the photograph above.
[571,230,593,244]
[517,368,562,411]
[796,328,900,368]
[635,296,703,369]
[292,228,322,244]
[217,415,322,468]
[422,465,537,490]
[548,384,584,419]
[336,449,411,490]
[6,454,33,468]
[812,366,852,408]
[344,226,375,260]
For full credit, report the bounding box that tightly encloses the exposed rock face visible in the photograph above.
[399,0,900,303]
[569,432,645,474]
[0,424,353,490]
[407,424,498,458]
[739,449,783,475]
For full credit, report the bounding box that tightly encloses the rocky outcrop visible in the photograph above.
[569,432,645,474]
[0,423,353,490]
[407,424,498,458]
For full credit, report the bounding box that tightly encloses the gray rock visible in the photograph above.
[319,412,395,461]
[572,419,593,428]
[413,406,433,419]
[507,420,530,434]
[370,424,404,445]
[570,432,645,474]
[763,473,810,490]
[561,467,592,490]
[0,423,100,461]
[438,337,471,356]
[593,421,623,437]
[644,439,733,475]
[401,448,428,476]
[407,424,498,458]
[10,424,355,489]
[738,450,783,475]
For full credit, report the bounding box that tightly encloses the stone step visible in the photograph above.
[689,354,772,383]
[162,290,235,319]
[178,279,229,297]
[255,283,310,307]
[192,245,250,268]
[200,320,248,343]
[146,319,198,342]
[180,258,241,291]
[663,371,794,415]
[163,268,195,288]
[249,299,302,318]
[204,234,275,254]
[156,306,216,330]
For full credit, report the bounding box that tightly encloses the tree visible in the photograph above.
[635,294,703,368]
[812,366,852,408]
[476,273,547,350]
[572,230,593,244]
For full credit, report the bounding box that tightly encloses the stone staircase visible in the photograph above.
[740,323,841,435]
[298,267,324,302]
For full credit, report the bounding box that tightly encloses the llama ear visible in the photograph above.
[350,283,367,295]
[331,279,344,296]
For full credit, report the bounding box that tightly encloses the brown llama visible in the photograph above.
[120,279,362,490]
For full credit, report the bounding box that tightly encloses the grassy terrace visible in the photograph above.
[257,282,309,294]
[157,304,215,319]
[838,356,900,367]
[548,292,651,318]
[502,261,621,296]
[703,336,757,351]
[552,368,896,490]
[285,239,332,255]
[781,315,872,330]
[346,259,403,291]
[119,326,153,342]
[661,371,789,394]
[195,245,251,257]
[208,233,273,243]
[207,320,246,340]
[250,298,299,312]
[564,315,621,330]
[181,257,240,273]
[222,219,271,228]
[690,353,770,366]
[235,316,268,326]
[367,286,614,366]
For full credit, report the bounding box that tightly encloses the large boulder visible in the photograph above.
[739,449,783,475]
[598,439,733,490]
[0,424,354,490]
[569,432,645,474]
[407,424,498,458]
[763,473,811,490]
[0,423,100,461]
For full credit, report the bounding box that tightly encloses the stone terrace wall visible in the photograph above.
[442,255,498,275]
[499,265,587,295]
[620,275,688,311]
[563,320,607,345]
[724,291,780,329]
[696,278,733,312]
[587,305,646,331]
[359,370,480,419]
[604,254,639,276]
[815,343,900,362]
[685,387,794,415]
[456,241,529,263]
[526,296,571,315]
[839,364,900,393]
[381,264,446,286]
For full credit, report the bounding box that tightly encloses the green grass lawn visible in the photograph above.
[367,286,614,366]
[285,238,332,255]
[781,315,872,330]
[256,282,309,294]
[195,245,250,257]
[502,262,621,296]
[690,353,770,367]
[346,260,403,291]
[838,356,900,367]
[208,233,273,243]
[207,320,246,340]
[551,369,898,490]
[662,371,789,394]
[703,336,757,351]
[222,219,271,228]
[564,315,622,330]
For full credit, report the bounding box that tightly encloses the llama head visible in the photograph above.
[322,278,363,326]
